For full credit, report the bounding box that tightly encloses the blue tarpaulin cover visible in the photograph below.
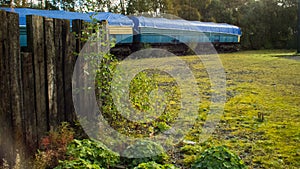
[131,16,241,35]
[191,21,242,35]
[91,12,134,26]
[131,16,200,32]
[0,8,133,27]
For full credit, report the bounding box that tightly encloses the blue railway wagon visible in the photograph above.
[130,16,241,44]
[136,27,210,43]
[130,16,241,53]
[0,8,134,47]
[190,21,242,43]
[131,16,210,44]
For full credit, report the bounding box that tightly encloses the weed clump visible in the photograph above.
[122,140,169,168]
[191,146,247,169]
[55,139,119,169]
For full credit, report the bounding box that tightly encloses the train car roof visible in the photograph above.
[91,12,133,27]
[131,16,241,35]
[130,16,200,32]
[190,21,242,35]
[0,8,133,27]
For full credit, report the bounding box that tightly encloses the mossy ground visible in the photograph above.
[102,50,299,168]
[179,50,300,168]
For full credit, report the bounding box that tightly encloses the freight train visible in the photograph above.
[0,8,242,56]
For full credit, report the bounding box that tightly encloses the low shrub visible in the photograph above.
[34,122,74,169]
[122,140,169,168]
[191,146,247,169]
[55,139,119,169]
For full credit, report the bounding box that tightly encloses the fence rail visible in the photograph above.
[0,10,87,165]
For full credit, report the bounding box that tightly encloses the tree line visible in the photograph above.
[0,0,297,49]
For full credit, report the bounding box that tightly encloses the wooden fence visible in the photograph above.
[0,10,87,164]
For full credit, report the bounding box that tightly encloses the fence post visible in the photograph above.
[0,10,25,165]
[7,10,24,159]
[21,52,37,156]
[53,19,66,123]
[63,20,76,122]
[0,10,14,166]
[26,15,48,146]
[72,19,85,54]
[44,18,58,129]
[72,19,85,122]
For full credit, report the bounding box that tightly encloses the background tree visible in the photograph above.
[238,0,297,49]
[175,4,201,20]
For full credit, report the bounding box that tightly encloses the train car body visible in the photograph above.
[131,16,208,44]
[190,21,241,43]
[130,16,242,53]
[190,21,242,52]
[91,12,133,44]
[0,8,134,47]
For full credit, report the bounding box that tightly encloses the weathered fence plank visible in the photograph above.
[0,10,14,165]
[72,20,85,54]
[54,19,66,123]
[0,11,6,161]
[27,15,48,146]
[21,52,37,155]
[63,20,76,122]
[44,18,58,129]
[7,11,24,156]
[71,20,84,124]
[0,12,3,145]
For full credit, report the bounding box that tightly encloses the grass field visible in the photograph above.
[110,50,299,168]
[174,50,300,168]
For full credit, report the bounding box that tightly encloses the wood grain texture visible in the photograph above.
[0,10,14,165]
[27,15,48,146]
[44,18,58,129]
[21,52,37,155]
[7,11,23,156]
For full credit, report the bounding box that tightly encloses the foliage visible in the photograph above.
[191,146,247,169]
[122,140,169,168]
[1,158,10,169]
[34,122,74,169]
[55,139,120,169]
[134,161,179,169]
[100,67,180,138]
[175,4,201,21]
[0,152,23,169]
[238,0,297,49]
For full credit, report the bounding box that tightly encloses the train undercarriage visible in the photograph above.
[110,42,241,59]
